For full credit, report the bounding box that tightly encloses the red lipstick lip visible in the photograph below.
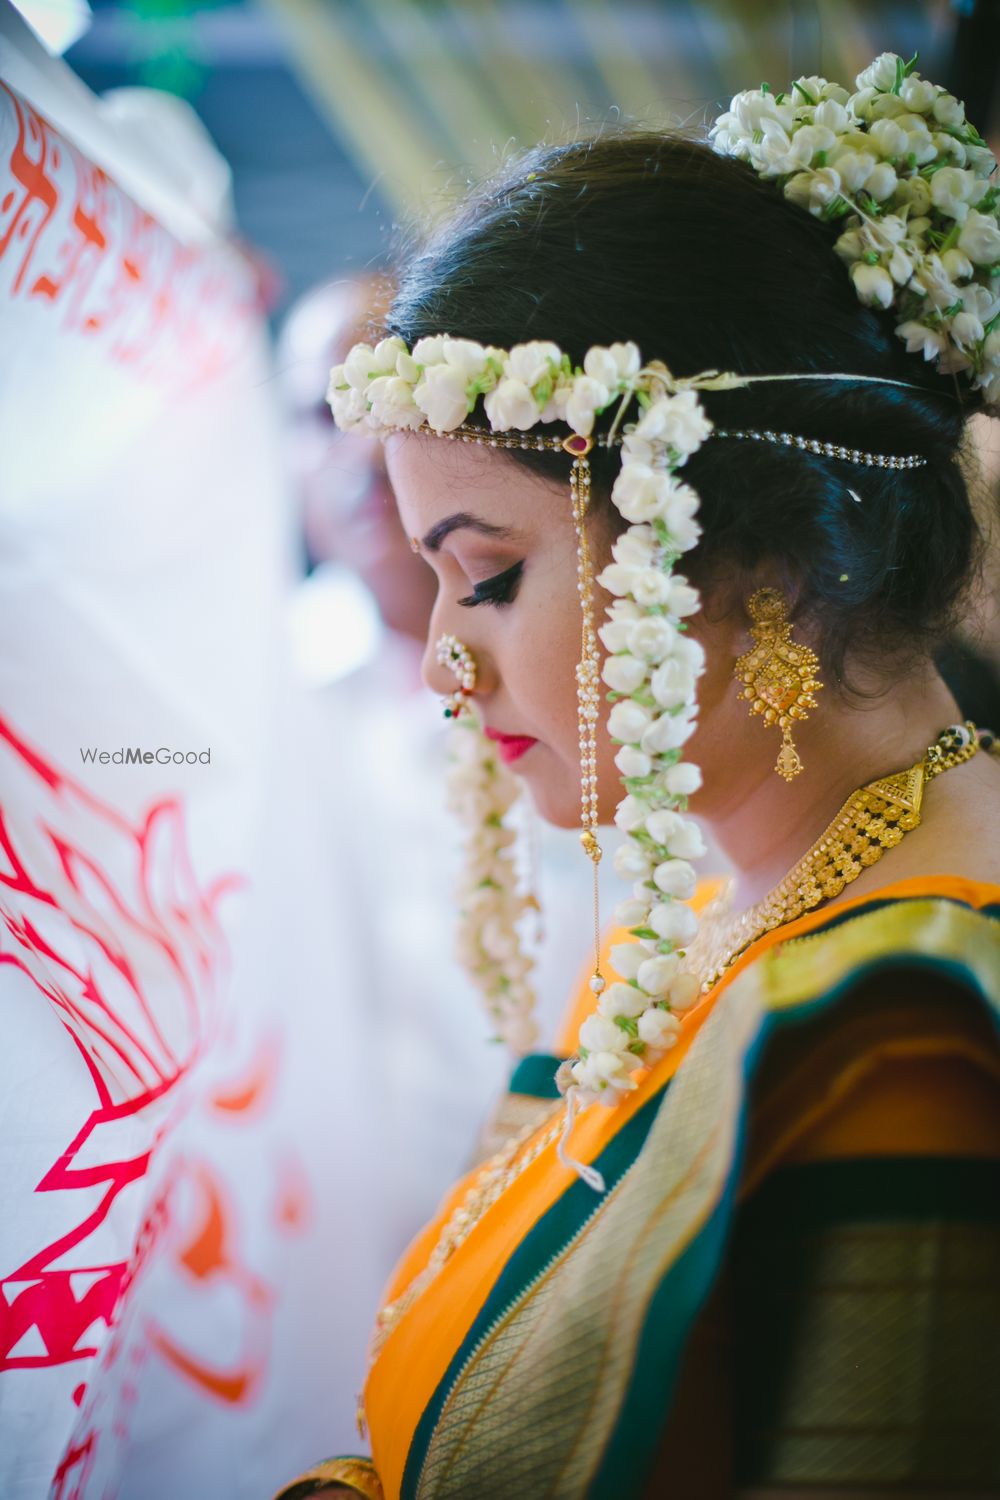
[483,727,538,763]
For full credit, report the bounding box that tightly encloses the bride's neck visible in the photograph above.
[702,666,962,909]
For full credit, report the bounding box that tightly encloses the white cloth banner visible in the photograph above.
[0,71,330,1497]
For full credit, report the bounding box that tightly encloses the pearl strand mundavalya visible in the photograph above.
[569,438,609,1008]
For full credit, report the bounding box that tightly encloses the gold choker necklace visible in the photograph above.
[682,721,985,994]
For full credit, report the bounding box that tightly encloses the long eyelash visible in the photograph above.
[458,561,524,609]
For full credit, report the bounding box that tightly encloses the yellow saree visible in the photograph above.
[275,876,1000,1499]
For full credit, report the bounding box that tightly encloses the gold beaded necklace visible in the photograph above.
[681,721,984,994]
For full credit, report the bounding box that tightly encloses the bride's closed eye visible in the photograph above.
[458,560,524,609]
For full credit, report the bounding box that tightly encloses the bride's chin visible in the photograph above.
[527,784,616,833]
[520,774,578,831]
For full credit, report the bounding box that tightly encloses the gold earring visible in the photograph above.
[735,588,823,781]
[436,632,477,719]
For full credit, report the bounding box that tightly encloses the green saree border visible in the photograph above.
[400,893,1000,1499]
[507,1053,565,1100]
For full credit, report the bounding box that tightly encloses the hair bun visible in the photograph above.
[709,51,1000,417]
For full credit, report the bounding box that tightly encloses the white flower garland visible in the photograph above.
[710,51,1000,409]
[446,709,542,1055]
[328,332,711,1113]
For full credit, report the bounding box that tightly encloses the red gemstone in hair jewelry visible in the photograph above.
[561,434,593,456]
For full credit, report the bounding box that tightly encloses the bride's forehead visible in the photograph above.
[385,431,557,509]
[385,428,497,473]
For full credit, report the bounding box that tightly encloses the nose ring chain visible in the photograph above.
[436,633,478,719]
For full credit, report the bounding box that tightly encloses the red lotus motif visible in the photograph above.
[0,713,242,1374]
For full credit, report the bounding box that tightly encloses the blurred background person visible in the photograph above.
[277,273,437,638]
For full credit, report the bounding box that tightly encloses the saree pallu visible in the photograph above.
[275,876,1000,1499]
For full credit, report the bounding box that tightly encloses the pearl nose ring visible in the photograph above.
[435,633,478,719]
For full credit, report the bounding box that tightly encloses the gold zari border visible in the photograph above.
[762,895,1000,1011]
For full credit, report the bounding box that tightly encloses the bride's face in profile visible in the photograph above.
[384,431,740,829]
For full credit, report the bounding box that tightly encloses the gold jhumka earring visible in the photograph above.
[735,587,823,781]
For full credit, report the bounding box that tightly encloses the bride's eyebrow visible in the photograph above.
[421,512,522,553]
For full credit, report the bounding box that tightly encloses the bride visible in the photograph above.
[276,52,1000,1500]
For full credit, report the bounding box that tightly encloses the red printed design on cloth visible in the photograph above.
[0,714,241,1374]
[0,81,259,385]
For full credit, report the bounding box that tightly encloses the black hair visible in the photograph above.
[382,129,993,684]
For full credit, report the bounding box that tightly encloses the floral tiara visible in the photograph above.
[326,50,998,1190]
